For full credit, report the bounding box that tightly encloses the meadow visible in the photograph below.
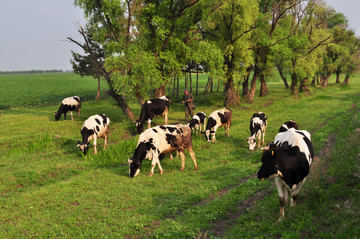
[0,72,359,238]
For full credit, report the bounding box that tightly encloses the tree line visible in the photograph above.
[69,0,360,120]
[0,70,67,74]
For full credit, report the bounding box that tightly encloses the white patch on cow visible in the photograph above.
[274,128,312,164]
[62,96,80,106]
[159,95,169,101]
[147,100,152,104]
[193,115,200,122]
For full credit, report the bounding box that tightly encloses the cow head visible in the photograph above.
[134,120,144,134]
[204,130,215,143]
[246,136,257,151]
[54,111,61,121]
[257,144,282,180]
[128,159,141,178]
[77,140,89,155]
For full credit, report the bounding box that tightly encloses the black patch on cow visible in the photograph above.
[179,128,183,133]
[80,127,95,144]
[197,112,206,123]
[166,127,177,133]
[278,120,298,132]
[206,117,217,130]
[257,146,310,189]
[95,118,101,125]
[250,122,262,136]
[160,125,166,130]
[95,125,100,132]
[159,153,165,161]
[176,129,180,134]
[217,113,228,124]
[165,134,178,148]
[189,118,199,128]
[73,96,80,103]
[152,129,158,133]
[98,114,108,126]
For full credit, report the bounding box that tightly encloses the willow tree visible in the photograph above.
[202,0,258,106]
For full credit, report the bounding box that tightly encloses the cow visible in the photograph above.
[257,128,314,221]
[246,112,267,151]
[54,96,81,121]
[128,124,198,177]
[278,120,299,132]
[134,96,171,134]
[204,108,232,143]
[189,112,206,135]
[77,114,110,155]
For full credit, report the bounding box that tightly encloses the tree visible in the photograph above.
[68,26,135,119]
[203,0,258,106]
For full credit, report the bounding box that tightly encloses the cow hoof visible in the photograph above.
[149,172,154,177]
[180,168,185,171]
[160,170,163,175]
[194,167,198,171]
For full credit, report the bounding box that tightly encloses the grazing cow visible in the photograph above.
[128,124,198,177]
[54,96,81,121]
[134,96,171,134]
[204,108,232,143]
[247,112,267,151]
[189,112,206,134]
[77,114,110,155]
[257,128,314,221]
[278,120,299,132]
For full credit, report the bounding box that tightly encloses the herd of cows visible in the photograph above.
[55,95,314,221]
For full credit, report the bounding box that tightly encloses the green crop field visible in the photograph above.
[0,72,359,238]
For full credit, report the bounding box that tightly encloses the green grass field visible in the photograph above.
[0,72,359,238]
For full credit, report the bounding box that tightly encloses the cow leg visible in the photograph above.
[77,107,81,118]
[64,113,66,121]
[187,146,198,170]
[150,155,163,176]
[164,111,168,125]
[70,111,74,121]
[147,119,152,129]
[179,150,186,171]
[290,178,307,206]
[211,132,216,142]
[275,177,286,221]
[262,127,266,145]
[93,135,98,154]
[195,125,199,135]
[257,133,261,149]
[104,132,108,149]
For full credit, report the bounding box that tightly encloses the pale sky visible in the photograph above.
[0,0,359,71]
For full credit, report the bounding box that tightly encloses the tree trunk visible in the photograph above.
[321,73,331,87]
[185,72,188,90]
[204,77,212,93]
[196,70,199,95]
[300,78,310,94]
[246,66,259,102]
[259,74,268,97]
[277,66,289,89]
[224,78,239,106]
[172,75,176,96]
[104,89,135,120]
[336,71,341,83]
[176,75,179,100]
[189,71,193,93]
[155,84,166,97]
[210,77,213,93]
[134,86,145,106]
[290,73,298,95]
[319,74,325,85]
[217,79,220,92]
[342,75,350,85]
[97,76,101,101]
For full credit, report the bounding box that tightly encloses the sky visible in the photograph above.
[0,0,359,71]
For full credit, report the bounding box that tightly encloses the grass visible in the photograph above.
[0,72,359,238]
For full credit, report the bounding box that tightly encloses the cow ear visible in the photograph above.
[128,159,133,164]
[77,140,81,147]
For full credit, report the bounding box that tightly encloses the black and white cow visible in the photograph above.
[257,128,314,221]
[247,112,267,151]
[189,112,206,134]
[128,124,198,177]
[134,96,171,134]
[278,120,299,132]
[204,108,232,143]
[54,96,81,121]
[77,114,110,155]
